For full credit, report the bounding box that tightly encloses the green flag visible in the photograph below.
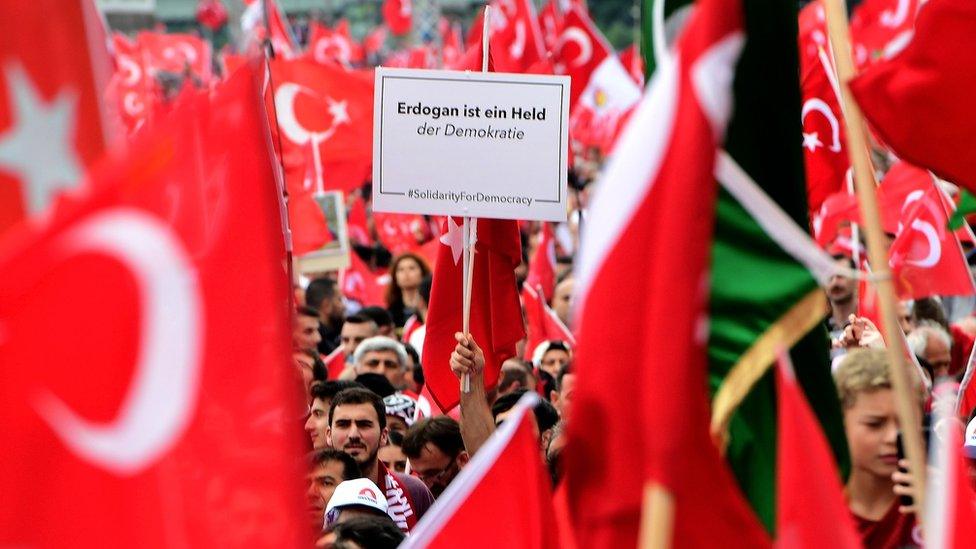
[706,0,850,535]
[949,188,976,230]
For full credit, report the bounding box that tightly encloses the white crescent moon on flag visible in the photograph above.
[881,0,910,27]
[275,83,313,146]
[558,27,593,68]
[900,190,943,268]
[801,98,842,153]
[123,92,145,116]
[118,55,142,87]
[510,21,526,59]
[33,208,203,475]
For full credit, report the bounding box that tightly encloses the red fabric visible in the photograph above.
[196,0,228,31]
[340,251,387,307]
[322,348,346,380]
[290,142,332,256]
[951,324,975,378]
[373,211,430,255]
[422,217,524,411]
[266,0,297,58]
[812,190,861,248]
[522,284,575,361]
[364,26,388,56]
[878,160,933,233]
[409,399,558,548]
[488,0,547,74]
[798,2,848,214]
[538,0,563,52]
[619,45,645,87]
[136,32,213,82]
[306,21,364,67]
[887,178,975,300]
[268,60,373,194]
[0,0,111,233]
[564,0,771,544]
[553,6,613,108]
[440,18,463,66]
[849,0,923,70]
[851,501,918,549]
[939,414,976,547]
[525,222,556,301]
[0,66,307,547]
[775,356,861,548]
[383,0,412,35]
[346,195,372,246]
[850,0,976,193]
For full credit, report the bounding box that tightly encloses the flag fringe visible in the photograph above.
[710,288,828,452]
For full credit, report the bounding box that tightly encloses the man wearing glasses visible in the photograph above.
[353,336,409,391]
[401,417,469,498]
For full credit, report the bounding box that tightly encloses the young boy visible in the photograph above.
[834,349,926,549]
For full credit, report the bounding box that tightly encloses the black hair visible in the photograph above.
[491,389,559,433]
[310,380,363,403]
[354,373,396,398]
[401,416,464,459]
[343,312,378,327]
[359,306,394,329]
[555,363,574,393]
[387,430,404,447]
[306,277,338,312]
[330,515,404,549]
[297,305,320,318]
[418,274,433,306]
[310,448,362,481]
[329,387,387,430]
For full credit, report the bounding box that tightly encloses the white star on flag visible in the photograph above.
[327,98,349,126]
[0,63,82,216]
[802,131,823,153]
[440,216,465,265]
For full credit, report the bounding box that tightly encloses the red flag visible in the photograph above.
[373,210,430,255]
[525,222,557,300]
[340,251,387,307]
[346,194,372,246]
[798,2,849,214]
[957,346,976,421]
[488,0,547,73]
[927,383,976,549]
[619,44,645,87]
[812,190,861,248]
[137,32,213,83]
[553,6,617,107]
[269,59,373,194]
[538,0,563,52]
[306,21,364,67]
[107,32,161,134]
[402,393,558,549]
[775,353,861,548]
[850,0,976,194]
[364,25,388,57]
[440,18,464,66]
[289,141,333,256]
[0,66,306,546]
[383,0,413,36]
[240,0,297,59]
[849,0,923,69]
[522,283,575,361]
[564,0,771,544]
[322,347,347,380]
[888,180,976,300]
[422,216,524,411]
[0,0,114,233]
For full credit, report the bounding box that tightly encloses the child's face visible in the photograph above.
[844,388,901,480]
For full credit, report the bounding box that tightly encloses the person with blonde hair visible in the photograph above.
[834,349,926,549]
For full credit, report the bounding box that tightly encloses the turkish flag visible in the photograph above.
[564,0,771,544]
[775,353,861,548]
[340,250,387,307]
[363,25,388,57]
[440,18,464,66]
[346,194,372,246]
[306,21,364,67]
[383,0,412,35]
[928,386,976,548]
[137,32,213,83]
[850,0,976,194]
[811,190,861,248]
[553,6,615,108]
[0,66,307,546]
[240,0,297,59]
[538,0,564,53]
[323,347,347,380]
[373,210,430,255]
[798,2,849,214]
[289,141,333,256]
[849,0,923,69]
[403,393,558,549]
[488,0,547,73]
[107,32,162,135]
[0,0,113,233]
[269,59,373,194]
[522,284,575,361]
[888,180,976,299]
[619,45,645,87]
[422,217,524,411]
[525,222,557,300]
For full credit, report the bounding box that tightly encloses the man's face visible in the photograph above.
[378,444,408,473]
[328,403,387,469]
[826,259,856,304]
[356,350,404,389]
[924,335,952,377]
[293,315,322,352]
[897,301,913,334]
[307,459,347,524]
[843,389,901,480]
[552,373,577,419]
[539,349,570,378]
[551,278,575,326]
[304,397,330,449]
[341,321,377,358]
[409,442,464,498]
[320,292,346,326]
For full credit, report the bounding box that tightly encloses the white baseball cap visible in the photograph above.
[325,478,388,520]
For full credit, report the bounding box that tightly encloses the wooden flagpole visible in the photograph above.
[822,0,927,515]
[461,5,492,394]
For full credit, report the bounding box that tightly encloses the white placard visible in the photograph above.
[372,68,570,222]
